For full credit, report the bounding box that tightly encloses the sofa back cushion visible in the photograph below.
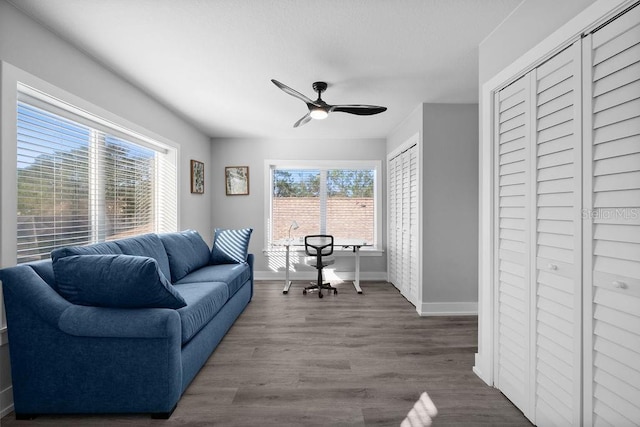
[210,228,253,264]
[114,233,172,282]
[51,241,122,263]
[159,230,211,282]
[53,254,186,309]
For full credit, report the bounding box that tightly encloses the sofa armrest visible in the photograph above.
[0,264,71,327]
[58,305,181,339]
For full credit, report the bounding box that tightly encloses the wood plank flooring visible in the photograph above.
[1,281,532,426]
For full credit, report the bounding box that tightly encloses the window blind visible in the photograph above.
[16,97,177,263]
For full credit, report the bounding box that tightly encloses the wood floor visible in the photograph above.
[2,281,532,426]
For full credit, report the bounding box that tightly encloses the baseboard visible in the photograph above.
[416,301,478,316]
[254,270,388,282]
[473,355,493,387]
[1,384,14,418]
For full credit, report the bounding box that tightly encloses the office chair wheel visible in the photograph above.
[334,289,338,295]
[318,292,323,298]
[303,289,307,295]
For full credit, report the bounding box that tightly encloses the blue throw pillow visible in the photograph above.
[53,254,186,309]
[211,228,253,264]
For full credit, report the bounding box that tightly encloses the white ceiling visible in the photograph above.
[11,0,522,139]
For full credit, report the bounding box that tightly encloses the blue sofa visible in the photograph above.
[0,229,253,419]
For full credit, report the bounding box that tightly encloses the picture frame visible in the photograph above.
[190,160,205,194]
[225,166,249,196]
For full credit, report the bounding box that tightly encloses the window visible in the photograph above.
[16,88,177,263]
[266,160,381,250]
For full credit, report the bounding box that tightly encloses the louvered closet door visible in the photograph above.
[408,145,419,304]
[583,5,640,426]
[533,42,582,427]
[388,154,399,287]
[401,149,412,299]
[494,74,532,416]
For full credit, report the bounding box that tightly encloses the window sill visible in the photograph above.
[263,247,383,257]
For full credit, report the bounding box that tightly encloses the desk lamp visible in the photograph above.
[288,220,299,240]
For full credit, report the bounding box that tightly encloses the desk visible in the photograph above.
[274,239,370,295]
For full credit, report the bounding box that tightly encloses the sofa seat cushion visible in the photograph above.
[176,263,251,298]
[173,282,230,344]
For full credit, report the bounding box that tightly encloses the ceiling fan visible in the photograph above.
[271,79,387,128]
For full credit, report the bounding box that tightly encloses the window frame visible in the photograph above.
[263,159,383,253]
[15,86,178,263]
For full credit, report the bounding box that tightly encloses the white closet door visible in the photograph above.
[584,5,640,426]
[494,74,532,417]
[401,149,412,298]
[387,143,419,306]
[388,155,399,287]
[533,42,582,426]
[409,145,419,304]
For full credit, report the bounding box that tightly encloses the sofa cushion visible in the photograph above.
[159,230,211,282]
[176,263,251,298]
[51,241,122,262]
[114,233,172,283]
[210,228,253,264]
[53,254,186,309]
[173,282,230,344]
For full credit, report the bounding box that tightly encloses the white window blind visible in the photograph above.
[269,163,378,247]
[16,93,177,263]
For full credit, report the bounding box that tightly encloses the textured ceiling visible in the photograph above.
[11,0,521,139]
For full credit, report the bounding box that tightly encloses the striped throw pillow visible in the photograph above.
[211,228,253,264]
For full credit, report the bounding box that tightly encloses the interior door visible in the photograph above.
[408,144,419,305]
[583,4,640,425]
[388,154,400,288]
[532,42,582,426]
[401,149,412,299]
[494,74,533,418]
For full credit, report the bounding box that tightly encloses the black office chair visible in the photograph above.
[303,235,337,298]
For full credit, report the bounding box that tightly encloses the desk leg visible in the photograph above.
[283,245,292,294]
[353,246,363,294]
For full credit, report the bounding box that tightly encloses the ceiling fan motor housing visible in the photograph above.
[312,81,327,94]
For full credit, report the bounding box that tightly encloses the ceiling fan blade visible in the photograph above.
[271,79,318,106]
[330,105,387,116]
[293,113,312,128]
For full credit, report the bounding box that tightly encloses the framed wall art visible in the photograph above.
[190,160,205,194]
[225,166,249,196]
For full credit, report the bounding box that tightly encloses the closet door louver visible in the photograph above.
[495,74,532,416]
[584,5,640,426]
[533,43,582,427]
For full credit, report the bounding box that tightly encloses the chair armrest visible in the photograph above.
[58,305,181,339]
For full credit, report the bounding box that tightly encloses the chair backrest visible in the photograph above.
[304,235,334,257]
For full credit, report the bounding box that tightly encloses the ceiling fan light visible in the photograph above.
[310,108,328,120]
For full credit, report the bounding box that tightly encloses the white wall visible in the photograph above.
[0,0,213,416]
[422,104,478,308]
[210,136,388,280]
[479,0,597,84]
[387,103,479,315]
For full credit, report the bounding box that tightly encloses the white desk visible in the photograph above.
[274,238,370,295]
